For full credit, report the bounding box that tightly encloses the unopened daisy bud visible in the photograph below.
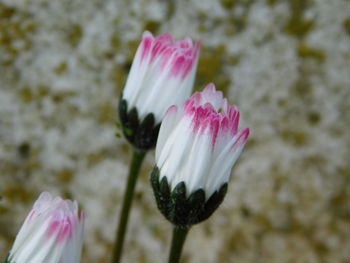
[119,31,200,151]
[6,192,85,263]
[151,84,250,228]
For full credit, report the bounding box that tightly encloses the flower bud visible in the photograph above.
[119,31,200,150]
[151,84,250,228]
[6,192,85,263]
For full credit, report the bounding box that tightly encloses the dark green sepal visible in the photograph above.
[150,166,228,228]
[118,98,160,151]
[197,183,228,222]
[150,167,171,217]
[187,189,206,224]
[118,99,128,124]
[169,182,187,226]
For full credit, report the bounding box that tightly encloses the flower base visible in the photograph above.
[150,166,228,228]
[119,98,160,151]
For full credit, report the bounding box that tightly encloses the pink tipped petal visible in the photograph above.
[28,210,36,222]
[122,31,200,123]
[57,220,72,243]
[8,192,84,263]
[228,108,240,135]
[155,33,174,43]
[183,84,246,150]
[142,30,153,38]
[208,116,220,148]
[46,220,61,239]
[232,128,250,152]
[171,55,186,77]
[177,38,193,48]
[141,35,154,62]
[203,83,216,93]
[201,83,224,110]
[156,83,250,198]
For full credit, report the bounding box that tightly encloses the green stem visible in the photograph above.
[111,148,146,263]
[168,226,190,263]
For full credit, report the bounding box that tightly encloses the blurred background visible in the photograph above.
[0,0,350,262]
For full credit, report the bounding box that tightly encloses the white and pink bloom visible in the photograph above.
[155,84,250,198]
[122,31,200,124]
[7,192,84,263]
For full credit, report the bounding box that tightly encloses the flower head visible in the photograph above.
[119,31,200,150]
[7,192,85,263]
[151,84,250,227]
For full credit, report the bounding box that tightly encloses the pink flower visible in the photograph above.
[122,31,200,123]
[155,84,250,198]
[7,192,84,263]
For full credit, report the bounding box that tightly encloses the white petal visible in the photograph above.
[200,83,224,110]
[205,134,246,197]
[158,117,193,186]
[183,130,213,195]
[122,32,199,123]
[9,193,84,263]
[155,105,180,161]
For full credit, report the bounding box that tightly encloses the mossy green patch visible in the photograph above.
[0,3,15,19]
[110,33,121,50]
[220,0,236,9]
[343,18,350,35]
[298,44,325,62]
[222,0,254,36]
[98,101,115,124]
[112,66,126,93]
[51,91,76,103]
[0,3,36,65]
[244,137,257,150]
[266,0,278,6]
[293,74,312,99]
[225,17,246,36]
[329,166,350,220]
[280,129,308,146]
[225,228,255,255]
[122,39,139,66]
[19,87,33,103]
[54,61,68,75]
[301,155,326,174]
[18,142,31,159]
[307,111,321,125]
[3,186,35,203]
[38,86,49,98]
[195,45,231,96]
[196,13,226,33]
[56,169,74,183]
[0,204,9,214]
[278,98,287,107]
[284,0,314,38]
[66,23,82,47]
[165,1,176,19]
[143,20,161,34]
[19,85,50,103]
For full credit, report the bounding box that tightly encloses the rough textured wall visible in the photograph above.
[1,0,350,262]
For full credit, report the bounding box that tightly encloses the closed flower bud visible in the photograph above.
[119,31,200,150]
[151,84,250,228]
[6,192,85,263]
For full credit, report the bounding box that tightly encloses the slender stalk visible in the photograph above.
[168,226,190,263]
[111,148,146,263]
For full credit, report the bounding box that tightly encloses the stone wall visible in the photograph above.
[0,0,349,262]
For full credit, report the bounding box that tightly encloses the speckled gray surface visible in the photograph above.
[1,0,350,262]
